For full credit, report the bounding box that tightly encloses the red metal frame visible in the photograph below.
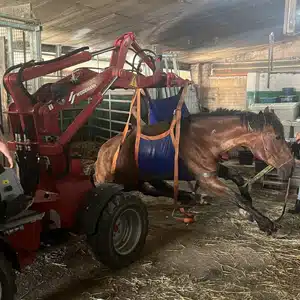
[2,32,190,268]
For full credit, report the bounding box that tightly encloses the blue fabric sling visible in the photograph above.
[148,94,190,124]
[138,134,193,181]
[137,93,193,181]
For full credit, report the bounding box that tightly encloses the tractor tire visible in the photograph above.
[0,254,16,300]
[88,192,148,269]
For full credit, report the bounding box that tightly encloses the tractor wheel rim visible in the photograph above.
[113,208,142,256]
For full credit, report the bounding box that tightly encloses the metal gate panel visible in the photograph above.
[0,7,42,167]
[0,9,42,102]
[91,89,133,141]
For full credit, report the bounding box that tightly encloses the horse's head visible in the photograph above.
[250,107,294,180]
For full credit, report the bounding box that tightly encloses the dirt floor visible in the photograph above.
[15,164,300,300]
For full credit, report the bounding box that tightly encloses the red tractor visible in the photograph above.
[0,32,189,299]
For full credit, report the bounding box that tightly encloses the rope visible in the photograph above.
[242,165,274,188]
[112,83,194,223]
[111,90,138,173]
[169,83,189,205]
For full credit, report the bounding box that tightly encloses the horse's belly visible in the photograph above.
[138,135,193,181]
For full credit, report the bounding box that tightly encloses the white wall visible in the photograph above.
[247,72,300,92]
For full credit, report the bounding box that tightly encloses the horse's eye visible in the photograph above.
[276,136,281,140]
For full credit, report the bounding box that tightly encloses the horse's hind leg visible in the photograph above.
[188,181,211,205]
[197,176,278,234]
[133,181,161,196]
[147,179,195,204]
[132,180,187,200]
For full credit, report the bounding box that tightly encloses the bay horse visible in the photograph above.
[93,107,294,234]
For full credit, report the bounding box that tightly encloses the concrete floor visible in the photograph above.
[15,177,300,300]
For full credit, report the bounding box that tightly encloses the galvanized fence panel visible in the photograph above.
[90,89,134,141]
[0,10,42,167]
[59,89,134,143]
[0,12,42,98]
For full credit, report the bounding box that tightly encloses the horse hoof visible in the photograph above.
[247,214,255,223]
[199,201,211,206]
[197,195,212,206]
[257,219,279,235]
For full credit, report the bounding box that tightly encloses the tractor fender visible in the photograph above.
[80,183,124,236]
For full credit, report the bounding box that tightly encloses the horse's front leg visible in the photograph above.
[198,176,278,235]
[217,163,254,221]
[190,163,253,207]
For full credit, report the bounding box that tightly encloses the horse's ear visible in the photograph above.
[264,106,270,113]
[258,111,263,115]
[271,108,275,114]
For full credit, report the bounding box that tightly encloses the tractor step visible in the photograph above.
[0,210,45,233]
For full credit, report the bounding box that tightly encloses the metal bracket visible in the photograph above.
[283,0,297,36]
[267,32,275,89]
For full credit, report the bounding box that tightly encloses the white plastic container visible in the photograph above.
[248,102,300,122]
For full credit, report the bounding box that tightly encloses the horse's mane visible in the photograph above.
[188,108,285,138]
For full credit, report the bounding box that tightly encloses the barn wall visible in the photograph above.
[191,63,247,110]
[225,39,300,62]
[191,38,300,111]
